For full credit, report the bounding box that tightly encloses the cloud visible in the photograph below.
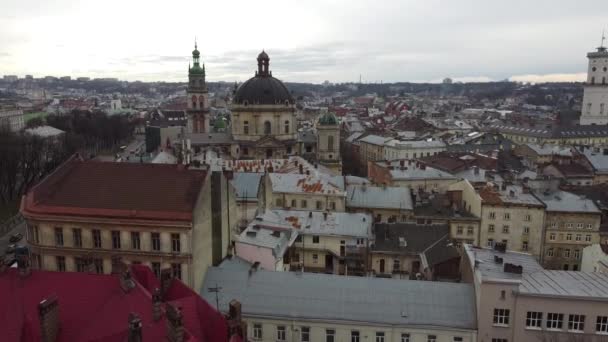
[509,73,586,83]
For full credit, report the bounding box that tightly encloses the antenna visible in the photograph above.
[195,36,198,49]
[601,29,606,48]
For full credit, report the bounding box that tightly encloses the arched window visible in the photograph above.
[199,95,204,109]
[191,95,197,109]
[327,135,334,151]
[284,120,289,134]
[264,121,271,135]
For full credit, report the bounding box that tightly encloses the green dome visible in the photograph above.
[319,112,338,125]
[214,118,226,129]
[192,48,200,57]
[189,64,205,75]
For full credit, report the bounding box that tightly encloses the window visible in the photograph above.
[276,198,283,207]
[171,263,182,280]
[243,121,249,135]
[487,238,494,247]
[522,241,528,251]
[94,258,104,274]
[357,238,365,245]
[586,234,592,242]
[71,228,82,247]
[312,254,318,263]
[547,248,554,257]
[151,233,161,251]
[427,335,437,342]
[264,121,271,135]
[566,234,572,241]
[55,227,64,246]
[295,235,302,242]
[523,226,530,235]
[401,333,410,342]
[111,231,121,249]
[568,314,585,332]
[526,311,543,329]
[284,120,290,134]
[375,332,385,342]
[587,103,592,114]
[393,259,400,271]
[93,229,102,248]
[329,202,336,210]
[291,199,297,208]
[524,214,531,221]
[549,233,556,241]
[493,308,510,326]
[316,201,323,210]
[575,234,582,241]
[574,249,580,259]
[351,331,360,342]
[551,222,557,228]
[602,103,606,115]
[467,226,474,235]
[326,329,335,342]
[504,213,510,220]
[457,226,464,234]
[564,249,571,258]
[301,327,310,342]
[131,232,140,250]
[597,316,608,333]
[301,200,307,208]
[56,256,66,272]
[547,313,564,330]
[152,262,161,279]
[502,225,509,234]
[171,233,181,253]
[277,326,286,341]
[253,323,262,340]
[313,236,320,244]
[328,135,335,151]
[576,223,584,229]
[489,212,496,219]
[453,338,463,342]
[567,223,573,229]
[491,339,507,342]
[74,257,86,272]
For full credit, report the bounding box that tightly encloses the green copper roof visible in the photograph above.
[189,64,205,76]
[192,48,200,57]
[319,112,338,125]
[214,118,226,129]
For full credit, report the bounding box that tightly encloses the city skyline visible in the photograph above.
[1,0,607,83]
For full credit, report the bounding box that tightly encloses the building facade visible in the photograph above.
[316,112,342,173]
[186,42,210,134]
[0,106,25,132]
[580,42,608,125]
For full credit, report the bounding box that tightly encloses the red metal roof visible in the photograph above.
[0,265,228,342]
[22,155,207,222]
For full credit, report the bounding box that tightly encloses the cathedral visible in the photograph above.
[182,45,341,172]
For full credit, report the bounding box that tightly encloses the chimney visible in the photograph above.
[308,211,313,218]
[166,304,185,342]
[128,313,143,342]
[248,261,260,277]
[299,164,304,174]
[160,268,173,298]
[120,269,136,293]
[39,295,60,342]
[228,300,246,340]
[314,163,318,169]
[152,288,162,321]
[16,246,31,277]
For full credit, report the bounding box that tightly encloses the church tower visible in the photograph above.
[187,41,209,133]
[317,112,342,174]
[580,34,608,125]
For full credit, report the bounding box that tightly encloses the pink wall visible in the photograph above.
[235,242,278,271]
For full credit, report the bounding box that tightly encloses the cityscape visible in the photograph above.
[2,2,608,342]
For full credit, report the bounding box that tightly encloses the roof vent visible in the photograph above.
[503,263,523,274]
[399,237,407,247]
[494,255,503,264]
[246,231,257,237]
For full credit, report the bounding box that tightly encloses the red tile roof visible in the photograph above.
[21,155,207,222]
[0,265,229,342]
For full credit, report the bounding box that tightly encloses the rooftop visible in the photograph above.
[24,125,65,137]
[268,173,345,196]
[535,190,600,214]
[372,224,455,258]
[237,221,297,258]
[375,160,457,181]
[346,185,413,210]
[202,267,477,330]
[464,244,543,282]
[580,147,608,173]
[21,155,206,222]
[479,184,544,207]
[518,271,608,301]
[230,172,263,201]
[253,210,371,238]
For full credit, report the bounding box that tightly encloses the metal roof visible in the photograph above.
[536,190,600,214]
[346,185,413,210]
[230,172,263,201]
[269,173,345,196]
[464,245,543,282]
[201,267,477,330]
[519,271,608,300]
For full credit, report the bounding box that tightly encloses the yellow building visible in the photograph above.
[21,155,235,291]
[264,173,346,212]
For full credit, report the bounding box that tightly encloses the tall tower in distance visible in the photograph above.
[187,40,209,133]
[580,33,608,125]
[316,111,342,174]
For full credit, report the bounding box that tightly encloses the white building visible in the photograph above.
[581,243,608,273]
[580,42,608,125]
[384,139,446,161]
[203,264,478,342]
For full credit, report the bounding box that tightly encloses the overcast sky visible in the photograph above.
[1,0,607,84]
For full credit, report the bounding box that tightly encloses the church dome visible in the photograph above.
[233,51,294,105]
[319,112,339,125]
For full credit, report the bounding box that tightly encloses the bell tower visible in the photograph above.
[580,32,608,125]
[187,39,209,133]
[317,111,342,174]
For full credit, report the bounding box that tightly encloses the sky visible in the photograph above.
[1,0,607,84]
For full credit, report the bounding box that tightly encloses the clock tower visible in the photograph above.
[187,41,209,133]
[580,34,608,125]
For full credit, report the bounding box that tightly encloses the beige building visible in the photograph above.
[316,112,342,173]
[536,190,602,271]
[582,243,608,273]
[462,244,608,342]
[346,184,413,223]
[22,156,235,291]
[450,181,546,258]
[384,139,446,161]
[358,135,390,170]
[369,160,459,194]
[264,173,346,212]
[203,265,478,342]
[230,51,298,159]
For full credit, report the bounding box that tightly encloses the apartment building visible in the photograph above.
[462,244,608,342]
[383,139,446,161]
[368,160,458,194]
[203,265,478,342]
[357,134,390,168]
[536,190,602,270]
[21,155,235,290]
[0,106,24,132]
[581,243,608,273]
[451,181,546,258]
[264,173,346,212]
[346,184,413,223]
